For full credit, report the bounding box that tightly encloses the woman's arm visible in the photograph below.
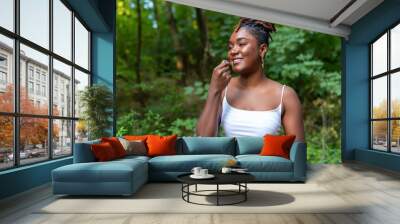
[281,86,305,142]
[196,90,224,136]
[196,60,231,136]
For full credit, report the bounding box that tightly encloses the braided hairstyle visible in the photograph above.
[233,17,276,47]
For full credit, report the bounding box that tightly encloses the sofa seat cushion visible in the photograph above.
[52,159,147,183]
[149,154,235,172]
[115,155,150,163]
[236,155,293,172]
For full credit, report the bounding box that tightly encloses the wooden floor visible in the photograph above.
[1,162,400,224]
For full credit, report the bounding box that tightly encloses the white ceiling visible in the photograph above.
[165,0,384,38]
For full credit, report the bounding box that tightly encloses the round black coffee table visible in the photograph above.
[177,172,255,206]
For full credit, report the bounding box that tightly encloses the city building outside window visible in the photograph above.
[0,0,91,170]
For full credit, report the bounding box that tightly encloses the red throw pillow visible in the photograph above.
[91,142,117,161]
[101,137,127,158]
[260,135,296,159]
[146,134,177,157]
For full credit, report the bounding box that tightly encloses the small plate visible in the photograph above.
[190,174,215,179]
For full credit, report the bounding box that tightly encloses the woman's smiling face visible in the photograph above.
[227,28,267,74]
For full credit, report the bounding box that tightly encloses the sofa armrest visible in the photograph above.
[73,140,100,163]
[289,141,307,181]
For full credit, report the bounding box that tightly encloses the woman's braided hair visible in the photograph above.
[233,17,276,46]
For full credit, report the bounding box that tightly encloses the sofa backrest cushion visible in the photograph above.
[177,137,235,155]
[235,136,264,155]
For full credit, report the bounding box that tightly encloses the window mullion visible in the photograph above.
[48,0,54,160]
[71,10,76,155]
[370,45,373,149]
[14,0,20,167]
[388,29,391,153]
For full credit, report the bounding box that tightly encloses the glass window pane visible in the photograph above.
[391,24,400,70]
[0,34,14,112]
[53,59,72,117]
[74,69,89,118]
[53,0,72,60]
[372,33,387,76]
[75,120,88,143]
[392,120,400,153]
[20,0,49,49]
[372,121,388,151]
[53,119,72,157]
[20,117,49,165]
[20,44,49,115]
[0,116,14,170]
[74,17,89,70]
[0,0,14,31]
[391,72,400,118]
[372,76,387,119]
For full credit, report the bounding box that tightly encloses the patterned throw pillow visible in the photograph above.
[119,138,147,156]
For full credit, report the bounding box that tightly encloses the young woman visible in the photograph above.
[196,18,305,142]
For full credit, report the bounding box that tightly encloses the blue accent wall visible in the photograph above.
[342,0,400,171]
[0,158,72,199]
[0,0,116,200]
[92,31,115,135]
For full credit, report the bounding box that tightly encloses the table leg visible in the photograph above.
[187,184,190,202]
[217,184,219,206]
[245,183,247,201]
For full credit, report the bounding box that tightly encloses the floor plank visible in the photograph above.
[1,163,400,224]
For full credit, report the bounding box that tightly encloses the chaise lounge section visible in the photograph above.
[52,137,306,196]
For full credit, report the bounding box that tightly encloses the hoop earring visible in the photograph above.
[261,56,264,69]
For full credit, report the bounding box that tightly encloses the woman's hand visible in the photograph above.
[209,60,232,94]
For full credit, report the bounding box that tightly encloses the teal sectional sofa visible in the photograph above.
[52,137,307,196]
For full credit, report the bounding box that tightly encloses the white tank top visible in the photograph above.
[220,85,285,137]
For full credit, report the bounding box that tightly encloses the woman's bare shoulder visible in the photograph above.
[283,85,299,99]
[265,80,300,104]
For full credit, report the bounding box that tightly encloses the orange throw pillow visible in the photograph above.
[91,142,117,161]
[146,134,177,157]
[101,137,127,158]
[260,135,296,159]
[124,135,148,141]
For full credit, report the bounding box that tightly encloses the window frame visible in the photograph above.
[369,20,400,154]
[0,0,92,171]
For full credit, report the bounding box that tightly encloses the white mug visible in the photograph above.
[221,167,232,174]
[200,169,208,176]
[191,167,202,176]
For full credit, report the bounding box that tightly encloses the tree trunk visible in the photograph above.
[151,0,162,77]
[135,0,146,107]
[195,8,209,82]
[165,2,189,85]
[320,104,327,160]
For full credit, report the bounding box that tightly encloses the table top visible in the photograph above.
[177,172,255,185]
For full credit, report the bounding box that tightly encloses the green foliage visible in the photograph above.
[308,146,341,164]
[79,84,113,140]
[116,0,342,164]
[168,118,198,136]
[184,81,209,100]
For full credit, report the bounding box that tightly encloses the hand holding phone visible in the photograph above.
[209,60,232,94]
